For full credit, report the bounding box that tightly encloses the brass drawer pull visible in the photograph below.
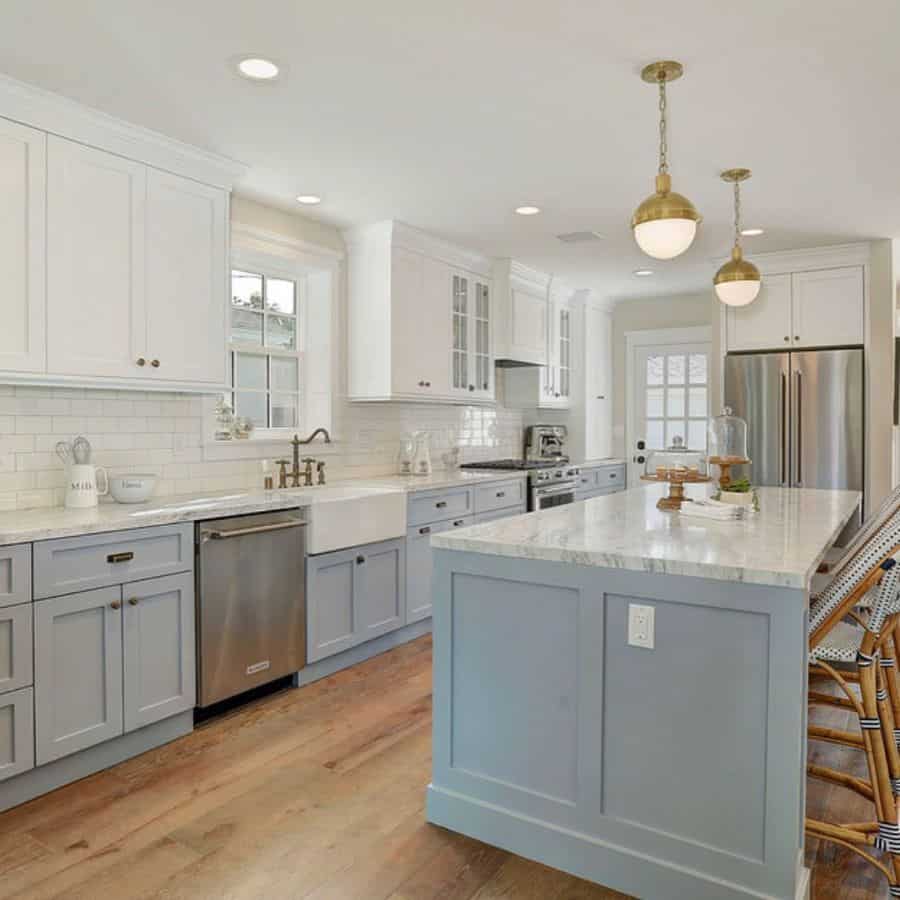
[128,597,139,606]
[110,600,121,610]
[151,359,160,368]
[136,357,146,367]
[495,491,506,498]
[107,551,134,564]
[435,501,447,509]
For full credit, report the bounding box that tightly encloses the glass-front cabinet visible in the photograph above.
[450,270,492,399]
[541,299,571,408]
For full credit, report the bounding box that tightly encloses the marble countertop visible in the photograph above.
[432,483,862,588]
[571,457,627,468]
[0,469,527,544]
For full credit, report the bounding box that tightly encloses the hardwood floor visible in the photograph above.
[0,635,888,898]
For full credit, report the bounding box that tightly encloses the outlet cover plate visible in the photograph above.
[627,603,655,649]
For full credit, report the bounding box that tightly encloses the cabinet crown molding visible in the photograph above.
[0,73,247,189]
[343,220,492,276]
[494,258,552,294]
[711,241,871,276]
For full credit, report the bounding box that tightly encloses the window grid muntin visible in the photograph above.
[644,350,709,451]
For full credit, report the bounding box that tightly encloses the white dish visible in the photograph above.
[109,473,157,504]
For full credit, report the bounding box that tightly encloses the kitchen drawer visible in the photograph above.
[33,524,193,600]
[0,687,34,783]
[407,487,473,527]
[0,603,33,696]
[0,545,31,609]
[473,479,526,515]
[597,464,626,489]
[576,470,598,491]
[473,505,527,525]
[406,516,473,624]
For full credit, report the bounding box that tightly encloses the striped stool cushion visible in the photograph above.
[810,621,866,663]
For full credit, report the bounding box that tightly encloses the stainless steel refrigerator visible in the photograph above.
[724,348,865,504]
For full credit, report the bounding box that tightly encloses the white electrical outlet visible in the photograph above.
[627,603,655,649]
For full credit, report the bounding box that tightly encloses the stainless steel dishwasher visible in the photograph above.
[196,509,306,707]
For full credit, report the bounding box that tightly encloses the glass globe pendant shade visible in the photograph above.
[714,245,761,307]
[631,173,701,260]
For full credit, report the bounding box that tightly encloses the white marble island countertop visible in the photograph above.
[432,483,861,588]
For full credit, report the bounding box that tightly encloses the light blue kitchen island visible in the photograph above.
[427,484,861,900]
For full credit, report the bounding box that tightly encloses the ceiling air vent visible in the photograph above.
[556,231,604,244]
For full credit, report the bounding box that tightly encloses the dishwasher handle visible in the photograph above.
[202,520,306,541]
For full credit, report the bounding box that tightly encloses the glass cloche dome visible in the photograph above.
[645,435,708,480]
[707,407,749,464]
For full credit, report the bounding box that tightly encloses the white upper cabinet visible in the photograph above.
[791,266,864,348]
[145,168,227,384]
[47,136,148,379]
[0,89,239,390]
[493,260,549,366]
[0,120,45,373]
[540,294,572,408]
[725,273,792,353]
[725,261,865,353]
[346,221,494,403]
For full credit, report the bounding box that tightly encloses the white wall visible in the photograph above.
[0,196,526,511]
[610,291,716,456]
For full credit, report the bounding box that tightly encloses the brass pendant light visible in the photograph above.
[631,61,701,260]
[714,169,761,307]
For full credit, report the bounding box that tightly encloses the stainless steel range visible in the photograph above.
[460,425,579,511]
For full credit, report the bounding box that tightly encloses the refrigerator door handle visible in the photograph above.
[795,370,803,487]
[780,371,787,485]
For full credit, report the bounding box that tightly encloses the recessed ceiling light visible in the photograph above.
[296,194,322,205]
[515,205,541,216]
[236,57,280,81]
[633,268,654,277]
[740,227,764,237]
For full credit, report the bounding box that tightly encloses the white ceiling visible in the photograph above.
[2,1,897,299]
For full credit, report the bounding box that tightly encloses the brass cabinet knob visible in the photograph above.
[151,359,160,368]
[128,597,139,606]
[110,600,121,610]
[783,336,789,342]
[136,357,146,366]
[794,336,800,341]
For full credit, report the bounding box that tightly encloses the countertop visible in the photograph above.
[571,457,627,467]
[431,483,862,588]
[0,469,526,545]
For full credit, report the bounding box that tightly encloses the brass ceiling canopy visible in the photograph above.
[631,60,701,260]
[714,168,761,306]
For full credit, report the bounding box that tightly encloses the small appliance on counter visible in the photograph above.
[460,425,580,511]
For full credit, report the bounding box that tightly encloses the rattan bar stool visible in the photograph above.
[807,541,900,894]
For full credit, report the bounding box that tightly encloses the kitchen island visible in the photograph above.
[427,484,861,900]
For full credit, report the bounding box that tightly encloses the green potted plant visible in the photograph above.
[715,477,758,509]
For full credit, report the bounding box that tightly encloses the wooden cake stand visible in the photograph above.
[708,455,751,490]
[641,472,713,511]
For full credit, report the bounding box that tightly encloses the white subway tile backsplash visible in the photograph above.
[0,385,526,510]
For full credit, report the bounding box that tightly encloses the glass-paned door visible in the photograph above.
[451,274,469,392]
[630,341,711,485]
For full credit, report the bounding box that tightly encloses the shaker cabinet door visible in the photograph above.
[791,266,864,348]
[725,273,792,352]
[34,586,124,765]
[145,169,227,385]
[0,119,46,374]
[307,547,358,663]
[123,573,195,732]
[46,136,147,379]
[0,687,34,783]
[355,539,405,641]
[0,603,33,696]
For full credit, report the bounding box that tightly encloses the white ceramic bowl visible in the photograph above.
[109,473,157,504]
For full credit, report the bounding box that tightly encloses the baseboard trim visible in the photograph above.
[427,784,807,900]
[0,711,193,813]
[295,618,431,687]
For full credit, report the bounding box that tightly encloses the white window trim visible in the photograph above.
[203,228,339,449]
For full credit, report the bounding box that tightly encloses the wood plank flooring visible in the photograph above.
[0,634,888,898]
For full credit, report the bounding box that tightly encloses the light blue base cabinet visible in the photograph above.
[307,537,406,663]
[407,517,473,624]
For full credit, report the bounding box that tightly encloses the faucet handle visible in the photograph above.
[274,459,290,489]
[316,460,326,485]
[302,457,317,465]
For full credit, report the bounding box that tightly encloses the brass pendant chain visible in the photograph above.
[733,181,742,249]
[658,78,668,175]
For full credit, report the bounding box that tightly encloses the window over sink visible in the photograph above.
[207,226,339,446]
